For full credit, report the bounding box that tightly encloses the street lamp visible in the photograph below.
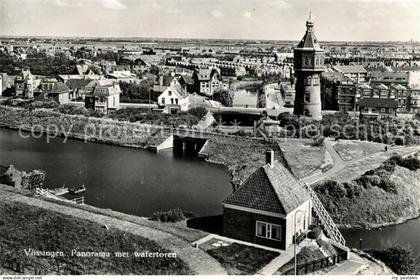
[294,209,306,276]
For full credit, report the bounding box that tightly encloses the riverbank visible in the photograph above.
[313,154,420,229]
[0,105,287,189]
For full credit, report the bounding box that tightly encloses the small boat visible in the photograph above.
[68,184,86,195]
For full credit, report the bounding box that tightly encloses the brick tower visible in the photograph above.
[293,14,324,120]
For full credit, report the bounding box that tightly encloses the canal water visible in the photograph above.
[341,217,420,254]
[1,128,420,258]
[0,129,233,217]
[232,89,258,108]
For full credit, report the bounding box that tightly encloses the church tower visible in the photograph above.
[293,14,324,120]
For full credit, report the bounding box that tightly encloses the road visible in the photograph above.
[302,139,420,186]
[264,83,293,116]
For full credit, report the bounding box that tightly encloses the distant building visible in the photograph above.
[0,73,14,96]
[85,81,121,114]
[73,64,94,76]
[15,67,39,98]
[33,81,70,104]
[65,78,97,101]
[359,98,398,120]
[293,15,324,120]
[223,150,312,250]
[331,65,368,83]
[192,68,224,96]
[158,78,190,113]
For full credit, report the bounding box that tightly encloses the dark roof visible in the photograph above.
[65,79,93,90]
[370,71,408,81]
[296,20,322,50]
[359,98,398,108]
[223,161,310,215]
[51,82,70,93]
[180,75,194,85]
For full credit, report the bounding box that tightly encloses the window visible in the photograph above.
[175,98,178,105]
[305,91,310,103]
[389,108,393,113]
[256,221,281,241]
[168,90,172,96]
[171,98,174,104]
[162,98,165,104]
[306,76,312,86]
[381,108,386,113]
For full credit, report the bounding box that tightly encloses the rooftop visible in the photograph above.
[359,97,398,108]
[223,160,310,215]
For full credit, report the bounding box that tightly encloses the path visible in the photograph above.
[311,252,393,275]
[0,187,227,275]
[257,239,312,275]
[264,83,293,116]
[302,139,420,185]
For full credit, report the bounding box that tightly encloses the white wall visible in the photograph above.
[408,71,420,89]
[284,200,312,249]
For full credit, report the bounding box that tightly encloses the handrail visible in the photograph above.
[301,183,346,246]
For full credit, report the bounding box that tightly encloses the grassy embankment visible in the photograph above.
[0,197,191,275]
[198,238,279,275]
[313,153,420,228]
[0,105,287,189]
[0,105,168,148]
[201,136,287,188]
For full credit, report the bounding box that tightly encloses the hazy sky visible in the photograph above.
[0,0,419,41]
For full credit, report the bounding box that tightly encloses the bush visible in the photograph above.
[149,208,186,223]
[378,178,398,194]
[187,107,208,120]
[314,180,347,198]
[307,227,322,240]
[27,100,59,109]
[368,245,417,275]
[312,136,325,147]
[212,88,233,107]
[57,104,88,116]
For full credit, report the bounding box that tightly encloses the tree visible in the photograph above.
[212,88,233,107]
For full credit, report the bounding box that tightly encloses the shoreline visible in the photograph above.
[338,213,420,231]
[1,107,419,232]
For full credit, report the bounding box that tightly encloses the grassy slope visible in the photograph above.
[278,139,326,179]
[315,165,420,228]
[0,199,191,275]
[205,242,279,275]
[203,136,285,188]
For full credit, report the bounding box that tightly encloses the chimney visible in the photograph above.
[266,150,275,167]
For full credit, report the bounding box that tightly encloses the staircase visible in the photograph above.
[301,183,346,246]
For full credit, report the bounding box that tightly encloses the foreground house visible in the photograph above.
[85,82,121,114]
[223,150,312,250]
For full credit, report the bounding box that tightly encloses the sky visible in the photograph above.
[0,0,419,41]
